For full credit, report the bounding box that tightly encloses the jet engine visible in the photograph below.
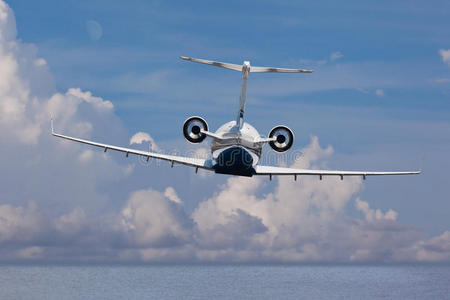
[268,125,294,152]
[183,116,208,143]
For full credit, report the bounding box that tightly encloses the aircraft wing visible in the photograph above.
[254,165,421,180]
[52,124,214,171]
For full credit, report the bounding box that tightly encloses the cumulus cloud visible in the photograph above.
[34,58,47,67]
[0,201,48,244]
[414,231,450,262]
[330,51,344,61]
[130,131,161,152]
[0,137,448,263]
[164,187,182,204]
[439,49,450,66]
[299,51,343,67]
[66,88,113,111]
[375,89,384,97]
[78,149,94,162]
[120,188,192,247]
[355,198,397,222]
[0,188,192,261]
[0,1,16,41]
[0,0,129,216]
[434,78,450,83]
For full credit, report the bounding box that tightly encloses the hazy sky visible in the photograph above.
[0,0,449,263]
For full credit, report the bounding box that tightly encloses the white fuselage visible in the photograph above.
[210,121,262,176]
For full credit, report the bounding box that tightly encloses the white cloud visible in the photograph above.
[79,149,94,162]
[120,188,192,247]
[298,51,343,68]
[375,89,385,97]
[55,207,87,236]
[355,198,397,222]
[439,49,450,66]
[414,231,450,262]
[0,2,111,146]
[34,58,47,67]
[192,137,364,261]
[0,137,448,263]
[0,1,17,42]
[164,187,182,204]
[0,201,46,243]
[66,88,114,112]
[130,131,161,152]
[123,164,135,176]
[15,246,44,259]
[0,0,129,216]
[330,51,344,61]
[130,132,151,145]
[434,78,450,83]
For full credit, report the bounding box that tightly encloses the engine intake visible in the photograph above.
[268,125,294,152]
[183,116,208,143]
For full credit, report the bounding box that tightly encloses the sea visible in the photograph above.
[0,264,448,299]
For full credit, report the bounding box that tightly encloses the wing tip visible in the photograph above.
[419,156,425,173]
[50,118,55,135]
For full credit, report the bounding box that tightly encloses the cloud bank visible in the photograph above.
[0,138,448,263]
[0,1,448,263]
[439,49,450,66]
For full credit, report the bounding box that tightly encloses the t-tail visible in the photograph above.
[180,56,313,129]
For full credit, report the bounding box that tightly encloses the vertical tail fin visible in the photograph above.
[237,61,250,128]
[180,56,314,129]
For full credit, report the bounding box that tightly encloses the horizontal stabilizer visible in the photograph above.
[250,66,313,73]
[180,56,314,73]
[180,56,242,71]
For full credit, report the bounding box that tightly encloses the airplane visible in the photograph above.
[52,56,421,180]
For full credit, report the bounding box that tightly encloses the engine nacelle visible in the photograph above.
[183,116,208,143]
[268,125,294,152]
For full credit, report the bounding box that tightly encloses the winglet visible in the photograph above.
[419,156,425,173]
[50,118,55,135]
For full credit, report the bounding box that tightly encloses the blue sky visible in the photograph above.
[0,0,449,262]
[11,0,450,131]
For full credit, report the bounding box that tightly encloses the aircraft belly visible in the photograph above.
[212,146,257,176]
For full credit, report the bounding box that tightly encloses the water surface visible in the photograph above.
[0,264,448,299]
